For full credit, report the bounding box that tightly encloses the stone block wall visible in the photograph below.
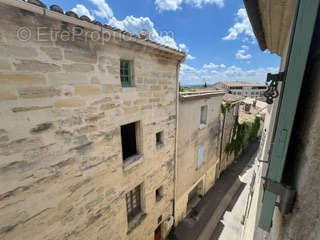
[0,4,181,240]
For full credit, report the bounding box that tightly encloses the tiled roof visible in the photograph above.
[7,0,186,57]
[223,93,245,103]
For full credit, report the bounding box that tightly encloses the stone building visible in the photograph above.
[174,90,225,224]
[241,0,320,240]
[0,1,185,240]
[213,81,267,99]
[218,94,244,173]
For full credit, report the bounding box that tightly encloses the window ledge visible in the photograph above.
[127,213,147,234]
[156,143,164,149]
[199,124,207,130]
[123,154,143,171]
[122,87,136,91]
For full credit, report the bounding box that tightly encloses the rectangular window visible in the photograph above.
[120,59,133,87]
[121,122,139,161]
[198,147,204,169]
[155,186,163,202]
[200,106,208,126]
[126,185,141,222]
[156,131,164,147]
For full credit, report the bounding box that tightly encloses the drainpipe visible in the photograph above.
[218,109,226,175]
[173,59,182,222]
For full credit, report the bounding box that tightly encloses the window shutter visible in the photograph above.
[259,0,320,232]
[198,147,204,169]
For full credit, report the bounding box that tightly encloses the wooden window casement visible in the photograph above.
[120,59,133,87]
[126,185,142,222]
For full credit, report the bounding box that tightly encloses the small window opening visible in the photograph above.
[156,131,164,147]
[155,186,163,202]
[121,122,139,161]
[200,106,208,125]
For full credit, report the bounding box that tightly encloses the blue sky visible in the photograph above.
[41,0,280,85]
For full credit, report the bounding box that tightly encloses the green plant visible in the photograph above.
[166,227,177,240]
[241,215,245,225]
[225,116,260,157]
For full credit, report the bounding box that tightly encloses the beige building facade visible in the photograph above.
[0,1,185,240]
[174,90,225,224]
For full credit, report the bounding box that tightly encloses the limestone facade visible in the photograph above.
[174,91,225,224]
[0,3,185,240]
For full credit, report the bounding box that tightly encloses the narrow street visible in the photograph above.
[210,157,255,240]
[176,141,259,240]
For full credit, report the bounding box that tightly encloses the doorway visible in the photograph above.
[154,224,161,240]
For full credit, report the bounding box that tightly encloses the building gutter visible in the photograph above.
[243,0,267,51]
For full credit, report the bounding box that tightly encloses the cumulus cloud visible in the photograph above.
[180,63,278,85]
[155,0,224,11]
[108,16,180,49]
[236,45,252,60]
[223,8,255,42]
[71,4,95,20]
[89,0,114,19]
[187,54,196,60]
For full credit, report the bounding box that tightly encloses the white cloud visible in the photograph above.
[236,45,252,60]
[180,63,278,86]
[223,8,255,42]
[108,16,179,49]
[185,0,224,8]
[179,43,187,50]
[187,54,196,60]
[71,4,95,20]
[89,0,114,19]
[155,0,183,11]
[155,0,224,11]
[203,63,226,69]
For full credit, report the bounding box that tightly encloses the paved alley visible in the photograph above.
[175,141,259,240]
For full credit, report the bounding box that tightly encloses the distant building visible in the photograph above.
[213,81,267,99]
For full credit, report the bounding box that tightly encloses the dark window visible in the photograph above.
[121,122,138,161]
[156,131,164,146]
[155,187,163,202]
[126,185,141,222]
[120,59,133,87]
[158,215,162,224]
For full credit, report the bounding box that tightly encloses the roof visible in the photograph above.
[2,0,186,60]
[180,90,226,101]
[223,94,245,103]
[220,81,266,87]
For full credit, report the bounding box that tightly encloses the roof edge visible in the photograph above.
[0,0,186,60]
[243,0,267,51]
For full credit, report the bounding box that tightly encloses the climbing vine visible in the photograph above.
[225,116,260,157]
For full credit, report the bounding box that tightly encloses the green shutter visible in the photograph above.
[259,0,320,232]
[120,60,133,87]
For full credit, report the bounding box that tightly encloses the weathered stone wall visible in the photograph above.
[0,4,180,240]
[175,95,223,224]
[218,103,238,174]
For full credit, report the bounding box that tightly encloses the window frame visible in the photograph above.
[126,185,142,222]
[120,59,134,88]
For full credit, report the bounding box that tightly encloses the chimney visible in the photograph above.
[140,29,150,40]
